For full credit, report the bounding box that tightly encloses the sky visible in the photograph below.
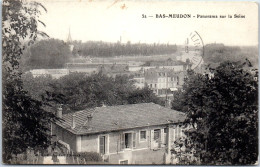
[36,0,258,46]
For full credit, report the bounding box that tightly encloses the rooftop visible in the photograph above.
[55,103,186,135]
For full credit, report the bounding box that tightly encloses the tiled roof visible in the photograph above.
[55,103,186,135]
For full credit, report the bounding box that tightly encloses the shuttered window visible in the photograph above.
[99,136,105,154]
[133,133,136,148]
[154,129,160,141]
[140,131,146,140]
[120,133,125,150]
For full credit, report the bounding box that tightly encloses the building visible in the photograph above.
[29,69,69,79]
[144,68,186,96]
[51,103,187,164]
[133,73,145,89]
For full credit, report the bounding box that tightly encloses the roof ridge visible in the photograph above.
[55,103,186,135]
[67,107,95,115]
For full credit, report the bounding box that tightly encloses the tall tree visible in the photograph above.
[2,0,58,163]
[34,72,162,113]
[172,61,258,165]
[22,39,71,69]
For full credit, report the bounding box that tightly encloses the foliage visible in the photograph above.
[170,136,198,165]
[127,87,163,105]
[72,40,177,57]
[22,71,162,113]
[73,152,103,163]
[2,0,57,163]
[204,43,258,67]
[172,61,258,165]
[55,72,163,112]
[22,72,55,100]
[21,39,71,70]
[2,0,48,70]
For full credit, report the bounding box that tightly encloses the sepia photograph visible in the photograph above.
[2,0,258,165]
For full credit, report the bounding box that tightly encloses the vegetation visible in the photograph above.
[172,61,258,165]
[203,43,258,67]
[2,0,58,163]
[21,39,71,70]
[72,152,103,163]
[22,72,163,113]
[72,41,177,57]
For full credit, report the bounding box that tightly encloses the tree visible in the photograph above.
[172,61,258,165]
[22,39,71,69]
[127,87,163,105]
[20,70,164,114]
[2,0,58,163]
[203,44,258,67]
[30,72,162,113]
[22,72,55,101]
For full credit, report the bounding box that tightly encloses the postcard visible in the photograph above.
[2,0,258,165]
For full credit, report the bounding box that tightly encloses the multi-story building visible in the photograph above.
[144,68,186,96]
[133,73,145,89]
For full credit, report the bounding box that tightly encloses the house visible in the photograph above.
[51,103,187,164]
[29,69,69,79]
[133,72,145,89]
[144,68,186,96]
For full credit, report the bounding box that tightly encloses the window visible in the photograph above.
[133,133,136,148]
[155,84,157,88]
[140,131,146,140]
[154,129,161,141]
[150,84,152,88]
[120,160,128,164]
[121,133,134,150]
[175,125,182,140]
[99,136,106,154]
[164,128,168,134]
[124,133,132,148]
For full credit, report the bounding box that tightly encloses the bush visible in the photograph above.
[74,152,103,162]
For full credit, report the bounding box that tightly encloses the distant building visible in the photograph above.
[148,59,186,67]
[144,68,186,107]
[29,69,69,79]
[127,61,145,67]
[133,72,145,89]
[144,68,186,96]
[52,103,187,164]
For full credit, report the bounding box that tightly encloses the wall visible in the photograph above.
[81,134,99,152]
[52,124,77,152]
[159,65,184,71]
[79,124,184,164]
[53,122,185,164]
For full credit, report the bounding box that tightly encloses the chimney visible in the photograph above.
[87,114,93,122]
[72,114,76,129]
[57,106,62,118]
